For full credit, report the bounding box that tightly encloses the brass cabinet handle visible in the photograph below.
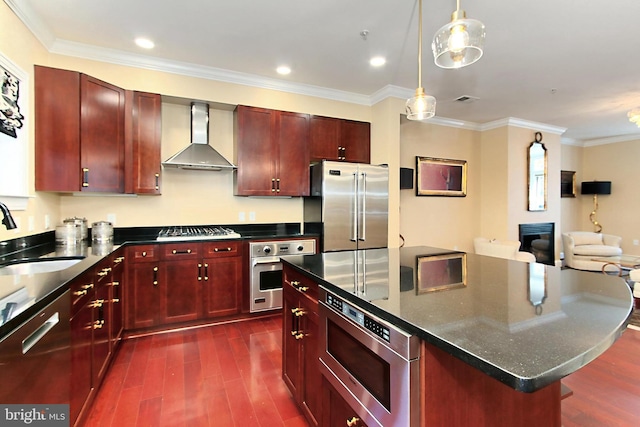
[153,266,158,286]
[346,417,360,427]
[214,247,232,252]
[291,281,309,292]
[141,251,147,257]
[271,178,276,192]
[73,289,87,296]
[92,319,104,329]
[74,283,94,296]
[90,299,104,308]
[114,256,125,264]
[198,263,203,281]
[172,249,192,254]
[276,178,280,193]
[155,173,160,190]
[111,281,120,287]
[204,263,208,281]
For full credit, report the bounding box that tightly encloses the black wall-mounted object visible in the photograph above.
[400,168,413,189]
[581,181,611,195]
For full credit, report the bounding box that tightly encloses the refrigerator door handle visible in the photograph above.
[359,172,366,241]
[351,172,358,242]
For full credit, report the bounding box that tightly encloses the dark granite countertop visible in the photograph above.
[281,246,634,393]
[0,222,315,340]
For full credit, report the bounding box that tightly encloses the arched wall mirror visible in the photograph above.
[527,132,547,211]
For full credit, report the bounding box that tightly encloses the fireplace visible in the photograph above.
[519,223,555,265]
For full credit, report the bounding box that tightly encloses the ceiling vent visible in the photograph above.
[454,95,480,103]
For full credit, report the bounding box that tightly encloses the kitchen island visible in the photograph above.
[281,246,633,427]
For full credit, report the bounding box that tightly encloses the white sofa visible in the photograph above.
[562,231,622,271]
[473,238,537,262]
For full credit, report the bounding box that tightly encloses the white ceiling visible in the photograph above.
[7,0,640,143]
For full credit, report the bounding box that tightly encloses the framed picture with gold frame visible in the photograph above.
[560,170,576,198]
[416,156,467,196]
[417,253,467,293]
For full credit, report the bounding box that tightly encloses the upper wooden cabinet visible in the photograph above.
[309,116,370,164]
[126,91,162,194]
[35,66,126,193]
[235,105,310,196]
[35,66,162,194]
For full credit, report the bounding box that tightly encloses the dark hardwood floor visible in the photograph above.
[84,317,640,427]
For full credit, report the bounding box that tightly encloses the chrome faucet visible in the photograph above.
[0,202,17,230]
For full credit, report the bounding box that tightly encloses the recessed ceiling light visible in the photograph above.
[135,38,155,49]
[370,56,386,67]
[276,66,291,75]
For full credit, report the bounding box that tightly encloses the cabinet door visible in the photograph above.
[282,283,301,396]
[92,270,112,386]
[277,111,310,196]
[127,263,162,329]
[70,299,93,424]
[80,74,126,192]
[235,106,277,195]
[110,253,125,348]
[201,256,242,318]
[162,259,200,324]
[34,66,81,191]
[309,115,340,162]
[299,294,320,426]
[129,91,162,194]
[321,377,368,427]
[341,120,370,164]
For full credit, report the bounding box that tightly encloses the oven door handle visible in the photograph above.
[252,257,282,267]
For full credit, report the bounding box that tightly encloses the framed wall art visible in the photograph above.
[560,170,576,198]
[417,253,467,293]
[0,51,29,209]
[416,156,467,196]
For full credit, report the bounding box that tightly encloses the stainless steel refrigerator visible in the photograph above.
[304,161,388,252]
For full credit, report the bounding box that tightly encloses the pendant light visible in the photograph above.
[432,0,485,69]
[406,0,436,121]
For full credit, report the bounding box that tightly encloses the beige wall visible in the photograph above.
[399,118,481,252]
[582,139,640,255]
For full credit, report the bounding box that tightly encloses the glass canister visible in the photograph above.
[63,217,88,240]
[91,221,114,243]
[55,223,81,245]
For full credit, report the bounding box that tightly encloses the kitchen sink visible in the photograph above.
[0,258,84,276]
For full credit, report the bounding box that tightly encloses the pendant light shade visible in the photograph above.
[432,2,485,69]
[406,87,436,120]
[406,0,436,121]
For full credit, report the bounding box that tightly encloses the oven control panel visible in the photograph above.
[326,293,390,342]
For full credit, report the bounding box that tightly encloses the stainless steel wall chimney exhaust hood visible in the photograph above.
[162,102,236,171]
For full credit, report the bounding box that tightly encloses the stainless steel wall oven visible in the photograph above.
[319,288,420,427]
[249,239,316,312]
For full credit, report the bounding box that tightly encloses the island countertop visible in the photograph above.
[280,246,633,392]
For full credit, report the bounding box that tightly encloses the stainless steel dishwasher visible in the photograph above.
[0,290,70,404]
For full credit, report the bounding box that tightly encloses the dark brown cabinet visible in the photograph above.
[126,91,162,194]
[69,253,124,427]
[282,265,321,426]
[125,245,162,329]
[320,377,368,427]
[309,115,370,164]
[235,105,310,196]
[126,242,242,331]
[35,65,126,193]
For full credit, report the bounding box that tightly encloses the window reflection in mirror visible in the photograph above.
[528,132,547,211]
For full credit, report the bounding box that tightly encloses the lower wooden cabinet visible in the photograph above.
[282,265,321,426]
[70,250,125,426]
[321,377,369,427]
[125,241,242,330]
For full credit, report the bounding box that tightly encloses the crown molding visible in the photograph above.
[49,39,372,106]
[582,133,640,147]
[479,117,567,135]
[4,0,56,48]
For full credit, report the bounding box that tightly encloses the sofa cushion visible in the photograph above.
[570,232,603,246]
[573,245,622,257]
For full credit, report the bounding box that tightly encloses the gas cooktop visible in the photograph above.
[156,226,241,241]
